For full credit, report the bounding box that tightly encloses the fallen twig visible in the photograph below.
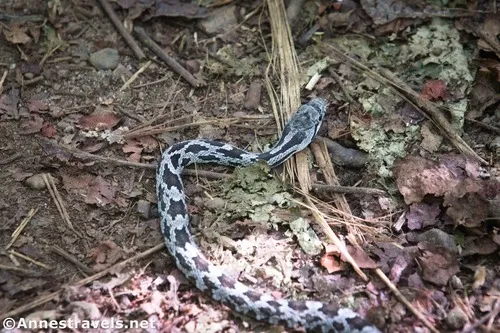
[0,243,165,321]
[0,152,22,165]
[119,60,152,92]
[8,250,51,270]
[328,68,355,104]
[0,69,8,94]
[133,26,204,87]
[6,208,38,250]
[42,174,84,239]
[375,268,439,333]
[97,0,145,60]
[312,183,385,196]
[0,264,49,277]
[50,245,94,275]
[461,299,500,333]
[0,13,45,22]
[465,117,500,135]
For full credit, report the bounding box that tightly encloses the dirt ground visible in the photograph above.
[1,1,499,333]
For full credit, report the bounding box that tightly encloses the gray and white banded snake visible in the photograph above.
[156,98,380,332]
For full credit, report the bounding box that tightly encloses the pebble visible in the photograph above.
[137,199,151,219]
[198,5,237,35]
[25,174,46,190]
[446,307,468,329]
[416,229,458,253]
[205,197,226,210]
[89,48,120,70]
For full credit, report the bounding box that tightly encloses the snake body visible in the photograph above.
[156,98,380,333]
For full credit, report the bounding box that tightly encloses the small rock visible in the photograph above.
[244,80,261,110]
[25,174,46,190]
[89,48,120,70]
[417,229,458,253]
[446,306,467,330]
[205,197,226,210]
[185,59,200,74]
[198,5,237,35]
[450,275,463,289]
[137,200,151,219]
[57,69,69,78]
[112,63,132,80]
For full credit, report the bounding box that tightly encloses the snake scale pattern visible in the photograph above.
[156,98,380,332]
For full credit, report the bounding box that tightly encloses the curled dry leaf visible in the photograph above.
[78,107,120,131]
[89,240,126,270]
[62,174,123,206]
[122,136,158,162]
[406,202,440,230]
[418,248,459,286]
[28,99,50,113]
[3,24,32,44]
[19,115,44,134]
[321,244,378,273]
[394,154,498,227]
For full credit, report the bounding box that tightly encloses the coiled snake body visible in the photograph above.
[157,99,379,332]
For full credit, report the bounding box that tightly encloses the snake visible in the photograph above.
[156,98,380,333]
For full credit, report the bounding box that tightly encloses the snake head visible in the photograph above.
[286,98,327,136]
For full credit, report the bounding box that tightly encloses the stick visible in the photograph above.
[50,245,94,275]
[375,269,439,333]
[96,0,145,60]
[133,26,204,87]
[0,243,165,320]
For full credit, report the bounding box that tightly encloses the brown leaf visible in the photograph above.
[320,253,345,273]
[322,244,378,271]
[419,248,459,286]
[406,203,440,230]
[420,79,446,101]
[360,0,453,26]
[3,24,32,44]
[19,115,44,134]
[122,141,143,162]
[393,155,498,228]
[86,176,117,205]
[444,193,489,228]
[89,240,125,270]
[28,99,50,113]
[0,88,20,119]
[62,174,119,206]
[41,123,57,138]
[343,245,379,269]
[123,136,158,162]
[461,236,499,256]
[78,106,120,131]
